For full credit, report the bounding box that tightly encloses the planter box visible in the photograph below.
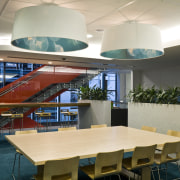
[78,100,111,129]
[128,102,180,134]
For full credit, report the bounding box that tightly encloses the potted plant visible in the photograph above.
[78,85,108,100]
[78,85,111,129]
[128,85,180,104]
[128,85,180,133]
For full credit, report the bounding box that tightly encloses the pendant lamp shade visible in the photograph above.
[100,23,164,60]
[11,4,88,52]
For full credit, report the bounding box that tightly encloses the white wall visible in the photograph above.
[128,102,180,134]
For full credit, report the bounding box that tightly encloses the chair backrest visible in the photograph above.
[58,127,77,131]
[61,109,69,112]
[15,130,37,135]
[160,141,180,163]
[167,130,180,137]
[91,124,107,128]
[131,144,157,169]
[43,156,80,180]
[141,125,157,132]
[94,149,124,179]
[69,111,78,115]
[61,109,70,116]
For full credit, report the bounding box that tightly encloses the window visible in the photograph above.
[0,61,130,126]
[89,72,117,102]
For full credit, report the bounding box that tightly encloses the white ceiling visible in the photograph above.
[0,0,180,71]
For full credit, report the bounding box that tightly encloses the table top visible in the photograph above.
[5,126,180,166]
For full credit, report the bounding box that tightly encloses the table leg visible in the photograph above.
[37,165,44,176]
[141,166,151,180]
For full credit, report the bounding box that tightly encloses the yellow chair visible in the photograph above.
[123,144,157,180]
[152,141,180,180]
[91,124,107,128]
[61,109,78,127]
[15,130,37,135]
[89,124,108,164]
[157,130,180,151]
[58,127,77,131]
[80,149,124,180]
[12,130,37,180]
[141,125,157,132]
[35,156,80,180]
[167,129,180,137]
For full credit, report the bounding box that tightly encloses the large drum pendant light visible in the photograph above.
[100,23,164,60]
[11,4,88,52]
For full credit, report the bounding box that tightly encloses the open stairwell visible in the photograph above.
[0,66,99,128]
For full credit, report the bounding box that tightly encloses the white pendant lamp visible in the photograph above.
[100,23,164,60]
[11,4,88,52]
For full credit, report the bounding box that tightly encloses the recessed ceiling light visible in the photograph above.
[48,61,52,64]
[0,58,4,61]
[87,34,93,38]
[0,37,11,45]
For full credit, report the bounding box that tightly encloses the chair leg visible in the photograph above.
[151,167,156,180]
[18,153,22,180]
[139,169,142,180]
[157,166,161,180]
[116,174,121,180]
[11,152,17,180]
[88,158,92,164]
[12,152,18,180]
[176,161,180,172]
[165,163,168,180]
[12,152,22,180]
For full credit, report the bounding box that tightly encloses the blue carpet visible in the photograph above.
[0,134,180,180]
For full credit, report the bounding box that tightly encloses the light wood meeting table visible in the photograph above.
[5,126,180,180]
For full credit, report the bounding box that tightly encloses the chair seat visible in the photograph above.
[80,164,120,179]
[123,157,151,170]
[154,153,178,165]
[16,149,22,154]
[34,174,71,180]
[80,164,95,179]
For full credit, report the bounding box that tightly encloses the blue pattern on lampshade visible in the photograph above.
[101,48,163,59]
[12,37,88,52]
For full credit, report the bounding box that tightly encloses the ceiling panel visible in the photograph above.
[0,0,180,70]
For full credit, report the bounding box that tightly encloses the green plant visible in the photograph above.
[79,85,108,100]
[78,86,91,100]
[128,85,180,104]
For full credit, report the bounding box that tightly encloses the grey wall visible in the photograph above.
[132,70,142,88]
[132,65,180,89]
[116,71,132,106]
[78,100,111,129]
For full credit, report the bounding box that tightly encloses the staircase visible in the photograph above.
[0,66,99,128]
